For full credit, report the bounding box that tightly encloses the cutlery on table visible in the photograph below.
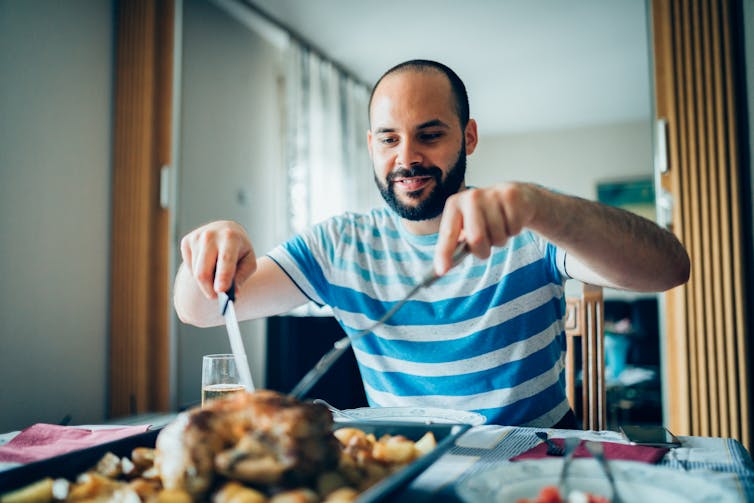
[218,282,255,392]
[312,399,360,421]
[669,446,689,471]
[289,241,470,399]
[584,440,622,503]
[535,431,564,456]
[557,437,580,499]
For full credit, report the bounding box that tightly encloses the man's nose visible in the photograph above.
[395,138,422,167]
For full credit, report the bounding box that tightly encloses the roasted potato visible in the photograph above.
[0,478,53,503]
[0,424,436,503]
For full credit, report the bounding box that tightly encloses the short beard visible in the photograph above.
[375,147,467,221]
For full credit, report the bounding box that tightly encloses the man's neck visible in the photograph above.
[400,215,443,235]
[398,183,468,235]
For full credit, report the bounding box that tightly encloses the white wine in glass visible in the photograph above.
[201,383,245,406]
[201,354,248,407]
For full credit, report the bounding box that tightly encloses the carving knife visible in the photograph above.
[218,284,255,391]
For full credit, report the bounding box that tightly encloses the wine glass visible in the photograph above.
[201,353,247,406]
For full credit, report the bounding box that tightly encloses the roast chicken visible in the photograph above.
[155,390,340,497]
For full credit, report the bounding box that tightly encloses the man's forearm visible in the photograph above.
[174,263,225,327]
[174,257,310,327]
[528,186,690,291]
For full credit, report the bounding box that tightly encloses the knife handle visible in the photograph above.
[218,280,236,316]
[226,279,236,301]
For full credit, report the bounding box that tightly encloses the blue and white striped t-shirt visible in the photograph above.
[268,207,571,427]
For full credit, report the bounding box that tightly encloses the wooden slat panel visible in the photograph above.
[693,0,722,437]
[651,0,749,448]
[149,0,174,415]
[110,0,155,416]
[712,0,739,443]
[720,0,749,448]
[680,0,710,437]
[651,0,691,435]
[672,0,699,436]
[702,0,728,439]
[564,299,578,411]
[593,296,606,429]
[565,283,605,431]
[580,303,590,426]
[693,0,726,436]
[674,0,695,437]
[110,0,173,417]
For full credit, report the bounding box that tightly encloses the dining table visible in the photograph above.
[1,418,753,502]
[394,424,754,502]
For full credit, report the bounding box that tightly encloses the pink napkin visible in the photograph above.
[512,437,668,464]
[0,423,151,464]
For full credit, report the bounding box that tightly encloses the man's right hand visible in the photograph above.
[179,220,257,299]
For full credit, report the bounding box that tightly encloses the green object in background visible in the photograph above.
[597,178,655,206]
[597,178,656,222]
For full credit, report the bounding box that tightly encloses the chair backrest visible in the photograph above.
[564,282,606,430]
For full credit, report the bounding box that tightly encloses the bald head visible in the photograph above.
[368,60,470,129]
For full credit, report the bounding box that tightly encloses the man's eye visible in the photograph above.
[420,132,443,141]
[380,137,398,145]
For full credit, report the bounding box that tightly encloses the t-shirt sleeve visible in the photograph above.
[530,232,569,284]
[266,222,335,307]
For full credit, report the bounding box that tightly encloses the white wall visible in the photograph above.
[470,120,653,200]
[175,0,286,409]
[0,0,113,430]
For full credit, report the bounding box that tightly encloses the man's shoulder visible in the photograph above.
[320,207,396,236]
[509,229,552,254]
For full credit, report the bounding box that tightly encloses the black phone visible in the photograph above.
[619,424,681,447]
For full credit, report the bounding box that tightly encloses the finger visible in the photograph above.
[435,197,464,275]
[459,193,491,258]
[501,201,524,236]
[484,199,508,248]
[496,183,532,236]
[192,233,219,299]
[180,235,193,272]
[234,248,258,288]
[213,243,239,295]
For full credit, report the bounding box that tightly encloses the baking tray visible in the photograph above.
[0,429,160,492]
[345,421,471,503]
[0,420,470,501]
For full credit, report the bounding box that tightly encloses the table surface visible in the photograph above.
[395,425,754,502]
[2,421,753,501]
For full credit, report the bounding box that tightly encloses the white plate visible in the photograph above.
[338,406,486,425]
[456,458,738,503]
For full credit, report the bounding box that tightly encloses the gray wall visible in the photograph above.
[0,0,113,430]
[175,0,286,408]
[471,120,653,201]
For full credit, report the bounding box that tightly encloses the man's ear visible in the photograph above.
[366,129,374,159]
[464,119,478,155]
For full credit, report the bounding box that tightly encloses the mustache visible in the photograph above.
[386,165,443,183]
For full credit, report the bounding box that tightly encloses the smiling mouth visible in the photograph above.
[392,176,433,191]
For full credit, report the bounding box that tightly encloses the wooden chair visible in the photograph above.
[564,282,606,430]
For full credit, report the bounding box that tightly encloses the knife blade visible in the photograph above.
[289,241,470,399]
[218,284,255,391]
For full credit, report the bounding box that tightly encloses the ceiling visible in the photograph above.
[246,0,653,135]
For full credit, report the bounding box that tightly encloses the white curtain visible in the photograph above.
[284,43,379,235]
[283,43,379,315]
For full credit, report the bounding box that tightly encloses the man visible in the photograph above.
[175,60,690,428]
